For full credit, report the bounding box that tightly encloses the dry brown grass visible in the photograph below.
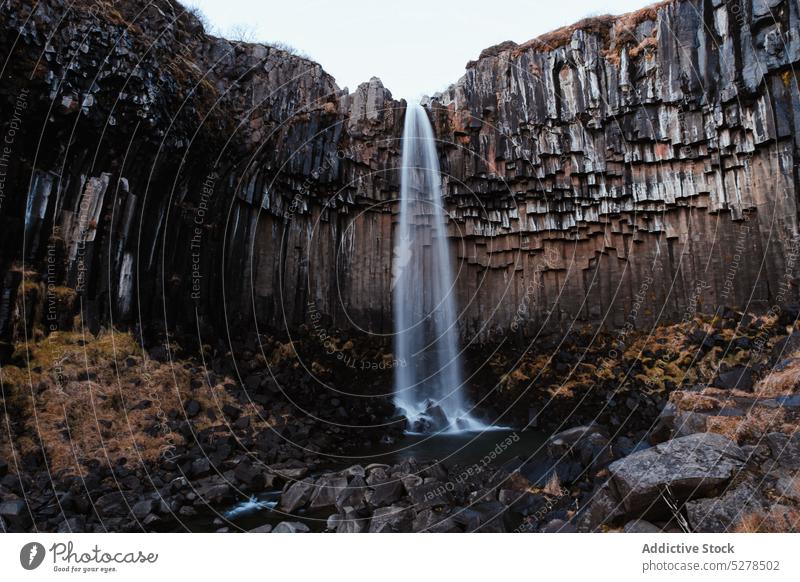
[734,506,800,533]
[705,408,786,444]
[514,15,618,55]
[512,0,671,58]
[670,390,720,412]
[0,330,247,476]
[756,359,800,397]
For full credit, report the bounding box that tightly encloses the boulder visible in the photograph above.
[194,476,234,505]
[368,505,412,533]
[0,499,31,530]
[132,499,156,520]
[578,483,624,531]
[94,491,134,518]
[609,433,746,516]
[335,476,367,512]
[541,518,577,533]
[714,366,754,391]
[279,478,315,513]
[272,521,310,533]
[308,476,348,510]
[650,402,677,443]
[775,475,800,504]
[673,410,710,438]
[765,432,800,470]
[613,437,650,458]
[335,507,369,533]
[451,501,507,532]
[498,489,548,516]
[190,457,211,478]
[57,516,86,532]
[405,480,452,509]
[685,481,765,533]
[623,519,662,533]
[365,476,404,508]
[234,461,267,490]
[412,508,461,533]
[546,424,607,458]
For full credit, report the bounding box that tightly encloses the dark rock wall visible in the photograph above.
[427,0,800,338]
[1,0,799,347]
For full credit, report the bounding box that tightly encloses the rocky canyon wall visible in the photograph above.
[1,0,800,349]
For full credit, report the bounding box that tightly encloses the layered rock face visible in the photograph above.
[429,0,800,338]
[1,0,799,347]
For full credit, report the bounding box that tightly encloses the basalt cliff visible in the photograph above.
[2,0,800,347]
[2,0,800,536]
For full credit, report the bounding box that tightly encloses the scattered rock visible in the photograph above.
[765,433,800,470]
[714,367,754,391]
[623,519,661,533]
[308,476,348,510]
[234,461,267,490]
[368,505,412,533]
[0,499,31,530]
[273,521,310,533]
[279,479,315,513]
[609,433,746,515]
[686,481,765,532]
[185,400,201,417]
[542,518,577,533]
[335,476,368,512]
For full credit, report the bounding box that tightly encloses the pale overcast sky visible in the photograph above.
[184,0,654,100]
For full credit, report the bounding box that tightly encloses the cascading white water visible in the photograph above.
[393,103,486,434]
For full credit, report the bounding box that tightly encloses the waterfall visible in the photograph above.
[393,103,486,434]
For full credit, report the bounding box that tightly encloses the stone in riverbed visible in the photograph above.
[368,505,412,533]
[194,476,234,505]
[329,506,369,533]
[451,501,507,532]
[609,433,746,515]
[234,461,267,490]
[546,424,607,458]
[498,489,548,516]
[365,469,404,508]
[272,521,310,533]
[279,478,315,513]
[412,508,461,533]
[542,424,612,480]
[335,476,368,512]
[308,476,348,510]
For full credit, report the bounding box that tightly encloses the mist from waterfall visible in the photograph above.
[393,103,486,434]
